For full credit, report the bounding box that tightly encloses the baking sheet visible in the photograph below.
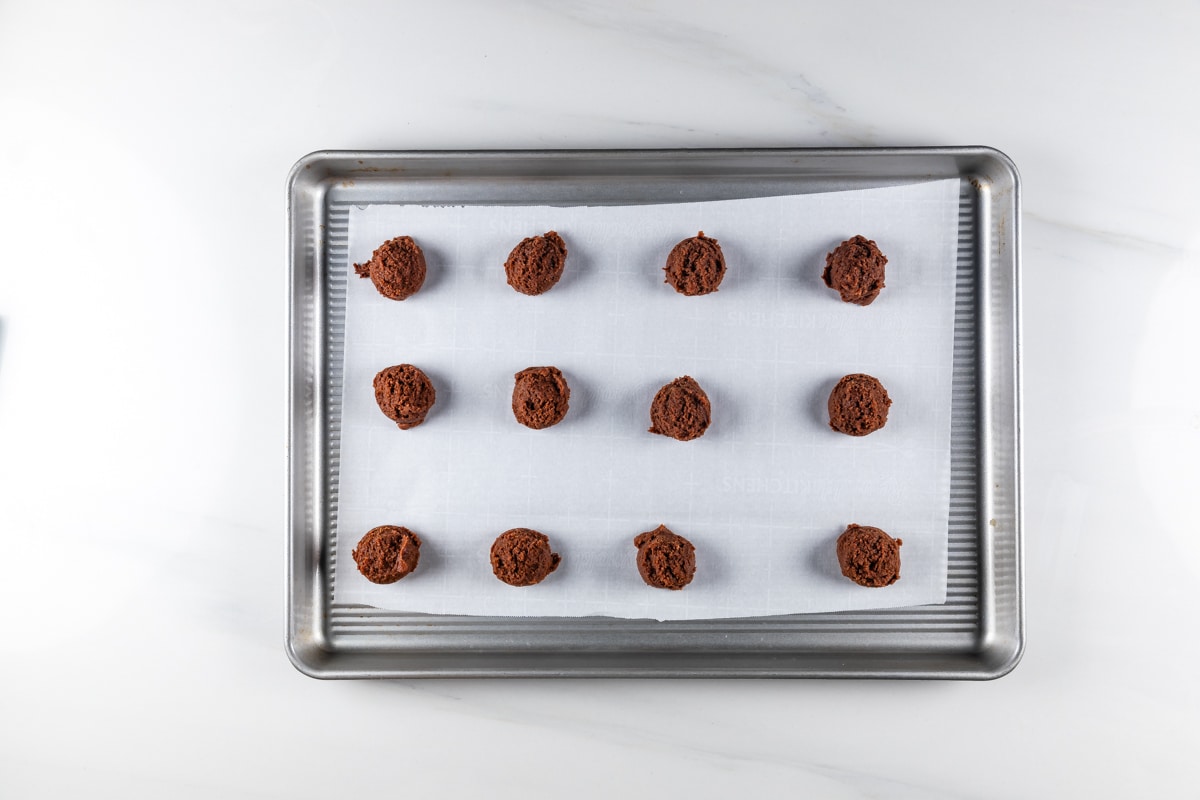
[332,179,960,619]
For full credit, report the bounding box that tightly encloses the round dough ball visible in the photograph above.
[827,373,891,436]
[634,525,696,590]
[504,231,567,295]
[664,231,725,296]
[649,375,711,441]
[352,525,422,584]
[353,235,427,301]
[822,235,887,305]
[512,366,570,429]
[836,524,902,587]
[490,528,561,586]
[374,364,436,430]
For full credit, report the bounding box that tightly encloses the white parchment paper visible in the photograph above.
[333,179,960,619]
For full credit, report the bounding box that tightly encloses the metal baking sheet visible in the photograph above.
[286,148,1023,679]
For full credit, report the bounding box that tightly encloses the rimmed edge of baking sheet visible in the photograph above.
[286,147,1023,679]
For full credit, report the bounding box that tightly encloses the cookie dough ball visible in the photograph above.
[512,366,571,429]
[374,364,436,430]
[836,524,902,587]
[823,235,887,306]
[490,528,561,586]
[649,376,711,441]
[634,525,696,590]
[352,525,422,584]
[664,231,725,296]
[828,373,891,436]
[504,231,567,295]
[353,235,427,301]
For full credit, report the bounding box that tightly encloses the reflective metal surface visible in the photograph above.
[287,148,1022,678]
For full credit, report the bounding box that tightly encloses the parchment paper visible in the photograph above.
[333,179,960,619]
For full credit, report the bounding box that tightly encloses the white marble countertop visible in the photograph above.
[1,1,1197,796]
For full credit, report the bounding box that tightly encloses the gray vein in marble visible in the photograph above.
[526,0,876,144]
[373,680,973,799]
[461,99,708,139]
[1027,212,1190,258]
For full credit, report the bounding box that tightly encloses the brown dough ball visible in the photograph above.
[512,366,570,429]
[664,231,725,296]
[352,525,422,584]
[649,376,711,441]
[374,364,436,430]
[827,373,891,436]
[836,524,902,587]
[822,235,887,306]
[353,235,427,301]
[634,525,696,590]
[490,528,561,586]
[504,231,567,295]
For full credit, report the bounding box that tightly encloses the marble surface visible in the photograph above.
[1,1,1197,796]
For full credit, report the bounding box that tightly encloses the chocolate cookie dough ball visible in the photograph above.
[664,231,725,296]
[373,364,436,430]
[504,231,567,295]
[827,373,891,436]
[649,376,711,441]
[836,524,902,587]
[823,235,887,306]
[634,525,696,590]
[490,528,561,587]
[512,366,570,429]
[352,525,422,584]
[353,235,427,301]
